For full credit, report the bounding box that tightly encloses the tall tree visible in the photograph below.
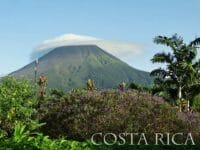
[150,34,200,111]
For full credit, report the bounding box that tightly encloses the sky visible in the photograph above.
[0,0,200,75]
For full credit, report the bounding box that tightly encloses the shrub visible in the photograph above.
[50,89,65,98]
[39,89,199,142]
[0,121,92,150]
[193,93,200,112]
[0,76,38,135]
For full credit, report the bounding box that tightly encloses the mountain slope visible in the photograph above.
[11,45,153,90]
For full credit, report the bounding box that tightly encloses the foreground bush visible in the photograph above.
[193,93,200,112]
[0,76,38,136]
[0,121,92,150]
[1,122,199,150]
[39,89,200,142]
[0,77,93,150]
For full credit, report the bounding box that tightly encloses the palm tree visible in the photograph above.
[150,34,200,111]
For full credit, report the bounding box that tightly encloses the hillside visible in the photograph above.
[11,45,153,90]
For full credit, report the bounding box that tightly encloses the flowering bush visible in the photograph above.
[39,89,200,142]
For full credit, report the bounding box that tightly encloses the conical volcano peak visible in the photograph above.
[12,45,153,90]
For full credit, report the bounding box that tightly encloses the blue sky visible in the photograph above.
[0,0,200,75]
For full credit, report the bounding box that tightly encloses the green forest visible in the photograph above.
[1,34,200,150]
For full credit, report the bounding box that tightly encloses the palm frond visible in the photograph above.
[154,34,183,51]
[150,68,169,78]
[154,36,173,46]
[151,52,173,63]
[193,59,200,70]
[164,78,176,86]
[154,77,164,84]
[189,37,200,46]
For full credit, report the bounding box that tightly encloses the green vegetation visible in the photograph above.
[193,93,200,112]
[86,79,96,91]
[0,77,93,149]
[0,76,37,136]
[0,122,93,150]
[1,76,200,149]
[150,34,200,111]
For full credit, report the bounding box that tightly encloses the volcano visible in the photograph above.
[11,45,153,90]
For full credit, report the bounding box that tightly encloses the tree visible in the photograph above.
[150,34,200,111]
[86,79,95,91]
[129,82,151,92]
[37,74,47,100]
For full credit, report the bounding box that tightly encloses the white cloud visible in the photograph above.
[31,34,144,63]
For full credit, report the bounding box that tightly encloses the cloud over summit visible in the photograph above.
[31,34,144,63]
